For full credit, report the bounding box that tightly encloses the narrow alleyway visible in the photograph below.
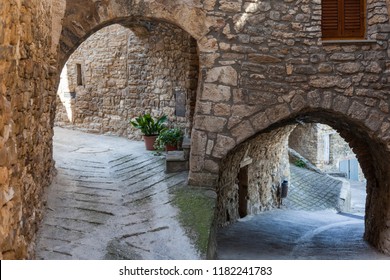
[35,127,199,260]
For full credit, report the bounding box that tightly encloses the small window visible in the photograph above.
[322,0,365,40]
[76,63,83,86]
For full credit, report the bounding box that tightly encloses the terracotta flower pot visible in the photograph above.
[165,144,177,152]
[143,135,158,151]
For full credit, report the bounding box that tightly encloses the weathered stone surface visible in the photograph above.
[217,126,294,226]
[202,83,231,102]
[3,0,390,260]
[266,104,291,123]
[212,134,236,158]
[191,130,208,156]
[309,76,341,88]
[56,24,198,139]
[333,95,351,113]
[231,120,255,143]
[337,62,362,74]
[194,115,227,133]
[250,111,270,131]
[205,66,238,86]
[248,54,282,63]
[214,103,231,116]
[348,101,370,120]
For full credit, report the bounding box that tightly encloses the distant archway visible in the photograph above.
[216,108,390,255]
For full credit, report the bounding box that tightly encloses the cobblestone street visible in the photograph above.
[284,166,344,211]
[35,128,389,260]
[35,128,199,260]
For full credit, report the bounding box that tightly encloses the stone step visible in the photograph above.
[166,151,188,173]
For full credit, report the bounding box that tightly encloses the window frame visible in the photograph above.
[321,0,366,40]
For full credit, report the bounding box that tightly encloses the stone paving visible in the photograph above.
[284,165,343,211]
[217,209,390,260]
[36,127,381,260]
[217,166,390,260]
[35,127,199,260]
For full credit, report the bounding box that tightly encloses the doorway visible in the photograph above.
[238,166,249,218]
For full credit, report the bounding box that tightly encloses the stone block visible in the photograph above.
[250,111,270,131]
[266,104,291,123]
[248,54,282,63]
[231,120,255,143]
[219,1,242,13]
[348,101,369,120]
[205,66,238,86]
[194,115,227,133]
[191,130,208,156]
[202,83,231,102]
[365,110,385,131]
[212,134,236,158]
[166,151,188,173]
[0,167,8,185]
[332,95,350,114]
[213,103,231,116]
[187,172,219,187]
[336,62,362,74]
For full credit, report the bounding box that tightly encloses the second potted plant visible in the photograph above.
[155,127,184,151]
[130,113,167,150]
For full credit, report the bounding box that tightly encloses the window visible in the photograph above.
[323,134,330,164]
[76,63,83,86]
[322,0,365,39]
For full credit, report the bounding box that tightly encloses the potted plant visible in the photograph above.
[155,127,184,151]
[130,114,167,150]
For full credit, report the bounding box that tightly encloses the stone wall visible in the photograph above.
[289,123,365,180]
[289,123,320,166]
[3,0,390,259]
[216,125,295,226]
[56,23,198,139]
[189,0,390,186]
[0,0,57,259]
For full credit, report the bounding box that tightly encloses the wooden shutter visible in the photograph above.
[322,0,341,38]
[322,0,365,39]
[343,0,365,38]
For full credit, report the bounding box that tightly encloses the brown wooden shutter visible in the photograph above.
[322,0,341,38]
[343,0,365,38]
[322,0,365,39]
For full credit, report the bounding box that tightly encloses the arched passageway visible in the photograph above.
[56,22,199,138]
[36,14,202,259]
[215,110,390,256]
[4,0,390,260]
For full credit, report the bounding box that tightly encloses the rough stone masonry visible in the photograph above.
[56,23,198,138]
[2,0,390,258]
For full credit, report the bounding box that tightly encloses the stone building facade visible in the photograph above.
[3,0,390,258]
[56,23,198,138]
[289,123,365,180]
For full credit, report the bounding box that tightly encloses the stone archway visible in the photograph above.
[215,108,390,255]
[57,0,212,68]
[56,22,199,138]
[1,0,211,259]
[3,0,390,259]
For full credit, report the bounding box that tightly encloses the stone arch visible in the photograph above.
[215,107,390,255]
[57,0,211,68]
[56,22,199,137]
[54,0,211,142]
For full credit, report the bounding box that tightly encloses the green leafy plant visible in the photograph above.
[155,127,184,150]
[130,114,167,136]
[294,158,306,168]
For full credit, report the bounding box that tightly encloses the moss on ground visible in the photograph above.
[171,186,215,257]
